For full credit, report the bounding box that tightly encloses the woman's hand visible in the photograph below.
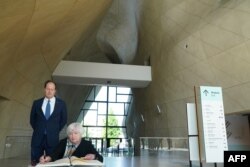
[82,154,95,160]
[39,156,52,164]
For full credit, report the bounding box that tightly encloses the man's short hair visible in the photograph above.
[44,80,57,89]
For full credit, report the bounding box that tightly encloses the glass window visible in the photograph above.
[108,87,116,102]
[83,127,106,138]
[107,115,119,126]
[106,116,125,126]
[108,103,124,115]
[117,95,131,103]
[95,86,107,101]
[124,103,130,115]
[87,88,95,101]
[83,110,97,126]
[97,115,106,126]
[80,86,132,140]
[117,87,131,94]
[113,115,126,126]
[91,139,103,152]
[107,128,127,138]
[98,102,107,114]
[83,102,97,110]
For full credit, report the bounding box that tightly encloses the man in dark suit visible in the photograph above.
[30,80,67,166]
[39,122,103,163]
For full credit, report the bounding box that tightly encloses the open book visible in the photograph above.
[35,156,104,167]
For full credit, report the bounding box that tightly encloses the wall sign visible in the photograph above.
[200,86,228,163]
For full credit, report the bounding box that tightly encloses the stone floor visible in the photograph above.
[0,149,224,167]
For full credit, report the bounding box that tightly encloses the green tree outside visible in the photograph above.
[102,108,121,146]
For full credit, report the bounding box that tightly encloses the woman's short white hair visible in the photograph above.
[66,122,84,136]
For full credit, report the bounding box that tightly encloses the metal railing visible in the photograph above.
[99,138,134,157]
[140,137,188,151]
[3,136,135,159]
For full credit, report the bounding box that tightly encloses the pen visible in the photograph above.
[44,151,46,160]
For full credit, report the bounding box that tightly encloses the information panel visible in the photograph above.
[187,103,200,161]
[200,86,228,163]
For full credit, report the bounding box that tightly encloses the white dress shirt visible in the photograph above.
[42,97,56,116]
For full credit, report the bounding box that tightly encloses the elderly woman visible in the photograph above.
[39,122,103,163]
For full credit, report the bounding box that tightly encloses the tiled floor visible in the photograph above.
[0,150,224,167]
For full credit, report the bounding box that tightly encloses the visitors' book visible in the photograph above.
[35,156,104,167]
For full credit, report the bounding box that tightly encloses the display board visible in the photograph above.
[187,103,200,161]
[200,86,228,163]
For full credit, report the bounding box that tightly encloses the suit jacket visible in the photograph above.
[30,97,67,147]
[50,138,103,162]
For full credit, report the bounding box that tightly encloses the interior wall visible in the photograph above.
[0,0,112,159]
[134,0,250,139]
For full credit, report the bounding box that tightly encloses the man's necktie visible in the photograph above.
[45,100,50,120]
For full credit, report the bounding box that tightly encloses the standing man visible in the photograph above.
[30,80,67,166]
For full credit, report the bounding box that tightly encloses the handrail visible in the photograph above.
[139,137,188,151]
[140,137,187,139]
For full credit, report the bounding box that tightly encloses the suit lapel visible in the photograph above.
[49,98,58,118]
[37,98,46,119]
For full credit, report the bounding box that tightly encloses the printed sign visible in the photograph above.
[200,86,228,163]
